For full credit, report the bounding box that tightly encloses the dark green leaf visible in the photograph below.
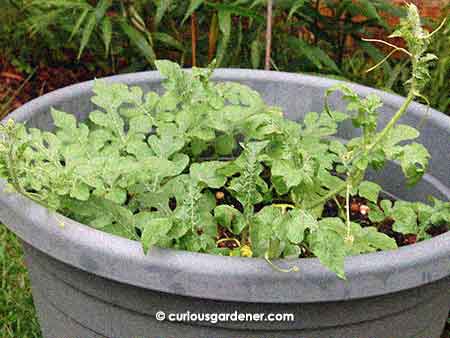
[120,21,156,65]
[101,17,112,57]
[182,0,205,24]
[155,0,173,27]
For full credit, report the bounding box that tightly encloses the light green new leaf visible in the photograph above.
[285,209,317,244]
[128,115,153,135]
[383,124,420,153]
[142,156,188,179]
[70,182,90,201]
[51,108,77,131]
[251,206,282,257]
[171,176,217,248]
[397,143,430,186]
[104,187,127,205]
[190,161,227,188]
[89,110,125,140]
[139,216,173,253]
[391,204,418,234]
[358,181,381,203]
[363,227,398,251]
[92,80,133,110]
[155,59,184,81]
[271,160,303,191]
[310,218,347,279]
[147,134,185,159]
[228,141,269,212]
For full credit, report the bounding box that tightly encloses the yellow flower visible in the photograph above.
[240,245,253,257]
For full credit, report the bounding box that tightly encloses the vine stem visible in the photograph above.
[264,252,299,273]
[361,38,412,56]
[217,238,241,247]
[364,90,415,155]
[345,183,352,241]
[427,17,447,39]
[306,85,416,210]
[365,48,405,73]
[272,203,294,213]
[6,135,25,196]
[8,155,23,195]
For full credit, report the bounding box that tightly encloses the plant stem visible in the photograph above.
[264,251,299,273]
[8,158,23,196]
[191,12,197,67]
[348,88,416,165]
[306,85,416,210]
[361,38,411,57]
[241,224,250,245]
[6,138,24,196]
[272,203,294,213]
[345,183,351,238]
[265,0,273,70]
[217,237,241,247]
[366,91,415,153]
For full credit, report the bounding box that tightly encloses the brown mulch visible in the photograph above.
[0,54,124,118]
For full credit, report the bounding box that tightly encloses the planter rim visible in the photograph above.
[1,69,449,303]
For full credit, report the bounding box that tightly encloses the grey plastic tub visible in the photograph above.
[1,70,449,338]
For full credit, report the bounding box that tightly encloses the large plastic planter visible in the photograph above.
[1,70,449,338]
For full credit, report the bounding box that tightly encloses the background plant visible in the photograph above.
[2,1,448,114]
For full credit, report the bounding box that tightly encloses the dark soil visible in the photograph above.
[216,226,240,249]
[326,195,448,247]
[213,191,449,250]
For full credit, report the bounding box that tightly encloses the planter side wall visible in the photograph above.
[24,243,450,338]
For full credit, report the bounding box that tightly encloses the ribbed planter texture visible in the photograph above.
[1,70,449,338]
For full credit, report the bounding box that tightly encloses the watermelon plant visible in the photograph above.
[0,4,448,278]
